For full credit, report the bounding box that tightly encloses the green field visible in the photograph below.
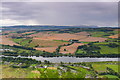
[99,45,118,54]
[2,65,33,78]
[12,38,32,47]
[90,31,118,38]
[92,64,107,73]
[76,41,119,55]
[76,49,85,53]
[106,64,119,73]
[28,39,69,48]
[92,63,119,73]
[103,75,119,78]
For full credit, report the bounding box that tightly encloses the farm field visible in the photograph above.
[35,47,58,53]
[29,39,69,47]
[92,63,119,73]
[22,31,35,34]
[1,61,119,79]
[32,33,88,41]
[1,27,120,56]
[2,65,33,78]
[106,64,119,73]
[89,30,118,38]
[109,34,120,38]
[0,36,19,46]
[60,43,85,54]
[76,41,119,55]
[29,31,107,42]
[79,37,107,42]
[104,75,119,78]
[99,46,118,54]
[92,64,108,73]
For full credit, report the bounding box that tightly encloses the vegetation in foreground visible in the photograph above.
[1,57,120,79]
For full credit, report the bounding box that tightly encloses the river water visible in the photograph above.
[8,56,119,63]
[1,55,119,63]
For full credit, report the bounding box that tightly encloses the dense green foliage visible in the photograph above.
[76,38,119,57]
[2,57,41,64]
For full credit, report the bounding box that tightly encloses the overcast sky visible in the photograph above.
[1,2,118,27]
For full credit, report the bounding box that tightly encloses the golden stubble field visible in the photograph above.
[0,36,19,46]
[109,34,120,38]
[32,32,88,41]
[59,43,85,54]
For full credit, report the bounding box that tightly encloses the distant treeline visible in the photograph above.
[2,57,41,64]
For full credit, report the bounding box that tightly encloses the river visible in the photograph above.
[2,55,119,63]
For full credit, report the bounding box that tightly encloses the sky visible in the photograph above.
[1,1,119,27]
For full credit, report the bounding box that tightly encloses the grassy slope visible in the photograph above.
[76,49,85,53]
[92,64,107,73]
[106,64,119,73]
[99,46,118,54]
[90,30,118,38]
[12,38,32,47]
[2,61,119,78]
[76,41,119,54]
[2,65,33,78]
[103,75,119,78]
[92,63,119,73]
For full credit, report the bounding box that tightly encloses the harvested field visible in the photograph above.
[60,43,85,54]
[30,39,69,47]
[28,32,54,37]
[33,33,87,41]
[30,32,106,42]
[114,29,120,32]
[47,67,57,70]
[5,33,23,38]
[109,34,120,38]
[79,37,107,42]
[74,31,90,36]
[31,70,40,74]
[0,36,19,46]
[22,31,35,34]
[2,31,13,34]
[35,47,57,53]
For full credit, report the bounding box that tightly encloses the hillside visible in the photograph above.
[1,27,120,57]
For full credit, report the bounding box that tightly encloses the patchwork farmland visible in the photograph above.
[1,27,119,55]
[1,26,120,79]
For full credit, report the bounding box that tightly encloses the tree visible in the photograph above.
[64,49,67,51]
[108,43,119,48]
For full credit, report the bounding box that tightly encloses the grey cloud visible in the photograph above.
[1,2,118,26]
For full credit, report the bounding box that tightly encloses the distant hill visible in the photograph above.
[2,25,98,31]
